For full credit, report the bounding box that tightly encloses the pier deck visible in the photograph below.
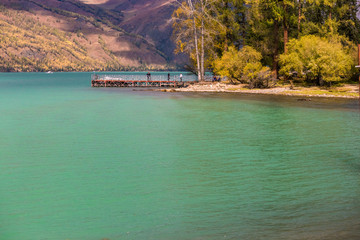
[91,74,195,88]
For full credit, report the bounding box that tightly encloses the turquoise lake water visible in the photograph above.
[0,72,359,240]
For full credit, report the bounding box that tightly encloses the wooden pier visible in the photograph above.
[91,74,195,88]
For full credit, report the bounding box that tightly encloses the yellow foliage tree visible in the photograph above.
[214,46,271,88]
[279,35,354,86]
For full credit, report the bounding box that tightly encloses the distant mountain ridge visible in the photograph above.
[0,0,178,72]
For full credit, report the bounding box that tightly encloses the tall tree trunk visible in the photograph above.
[298,0,302,37]
[273,20,279,79]
[284,25,289,54]
[194,19,201,82]
[201,18,205,81]
[200,0,206,82]
[188,0,201,81]
[284,23,288,54]
[283,3,288,54]
[242,9,246,46]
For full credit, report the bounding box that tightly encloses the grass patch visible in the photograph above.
[284,89,358,97]
[226,87,248,91]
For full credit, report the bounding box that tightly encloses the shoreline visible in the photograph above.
[166,82,360,99]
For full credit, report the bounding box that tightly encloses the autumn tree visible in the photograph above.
[214,46,271,87]
[172,0,224,81]
[279,35,354,86]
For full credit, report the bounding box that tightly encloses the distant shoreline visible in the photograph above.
[166,82,359,99]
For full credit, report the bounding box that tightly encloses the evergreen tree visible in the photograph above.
[211,0,247,54]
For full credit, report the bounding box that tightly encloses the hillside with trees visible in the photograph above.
[172,0,360,87]
[0,0,170,72]
[1,0,359,77]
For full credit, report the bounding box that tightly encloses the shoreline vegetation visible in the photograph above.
[164,82,360,99]
[171,1,360,95]
[1,0,359,100]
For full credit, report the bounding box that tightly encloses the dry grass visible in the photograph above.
[226,85,249,91]
[284,85,359,98]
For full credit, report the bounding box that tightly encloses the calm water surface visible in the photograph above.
[0,73,359,240]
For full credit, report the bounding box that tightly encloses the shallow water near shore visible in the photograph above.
[0,72,359,240]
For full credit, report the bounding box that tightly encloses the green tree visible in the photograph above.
[211,0,246,54]
[171,0,359,85]
[279,35,354,86]
[214,46,271,87]
[245,0,298,78]
[302,0,360,42]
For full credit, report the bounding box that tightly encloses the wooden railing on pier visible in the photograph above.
[91,74,197,88]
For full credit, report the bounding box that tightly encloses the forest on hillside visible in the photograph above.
[172,0,360,87]
[1,0,359,78]
[0,0,169,72]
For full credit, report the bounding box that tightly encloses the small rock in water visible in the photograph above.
[297,98,311,101]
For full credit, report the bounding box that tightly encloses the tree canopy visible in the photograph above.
[214,46,271,87]
[279,35,354,85]
[172,0,360,86]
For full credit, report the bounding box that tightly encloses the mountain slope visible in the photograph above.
[80,0,179,62]
[0,0,169,72]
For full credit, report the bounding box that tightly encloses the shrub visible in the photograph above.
[279,35,354,86]
[214,46,271,88]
